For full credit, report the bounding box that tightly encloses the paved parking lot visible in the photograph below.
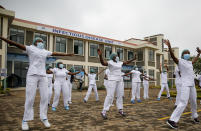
[0,88,201,131]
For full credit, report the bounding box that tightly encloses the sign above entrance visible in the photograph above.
[36,26,123,46]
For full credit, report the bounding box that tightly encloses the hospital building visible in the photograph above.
[0,7,179,88]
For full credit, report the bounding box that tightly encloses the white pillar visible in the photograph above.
[112,45,115,53]
[84,41,89,86]
[49,34,54,52]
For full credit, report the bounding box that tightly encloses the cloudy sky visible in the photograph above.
[1,0,201,56]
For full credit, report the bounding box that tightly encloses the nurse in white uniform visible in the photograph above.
[164,40,200,129]
[97,49,136,119]
[174,66,182,108]
[83,68,105,102]
[46,66,54,106]
[157,64,170,100]
[0,36,74,130]
[143,73,154,100]
[66,67,76,104]
[48,62,80,111]
[125,67,145,103]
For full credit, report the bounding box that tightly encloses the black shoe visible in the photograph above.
[166,120,178,129]
[83,99,87,103]
[119,110,126,117]
[193,118,199,123]
[101,112,108,120]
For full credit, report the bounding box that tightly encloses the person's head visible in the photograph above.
[69,67,75,73]
[32,37,45,49]
[162,68,167,73]
[181,49,190,60]
[46,65,52,71]
[135,67,138,71]
[90,69,95,73]
[56,62,64,69]
[110,53,118,62]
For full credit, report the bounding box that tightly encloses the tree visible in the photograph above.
[192,57,201,74]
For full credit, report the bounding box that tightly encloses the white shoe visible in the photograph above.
[22,121,29,130]
[41,119,51,128]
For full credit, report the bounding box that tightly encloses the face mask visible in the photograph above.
[59,64,64,69]
[37,42,44,49]
[135,68,138,71]
[183,54,190,60]
[115,57,119,62]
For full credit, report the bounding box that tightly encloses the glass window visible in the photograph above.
[149,49,155,61]
[74,65,83,72]
[74,40,83,55]
[128,50,134,60]
[116,47,123,61]
[9,27,25,44]
[149,69,154,79]
[89,66,99,80]
[104,45,112,59]
[34,33,47,49]
[89,43,99,57]
[55,37,67,53]
[137,49,143,61]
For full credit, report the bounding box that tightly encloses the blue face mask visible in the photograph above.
[115,57,119,62]
[59,64,64,69]
[37,42,44,49]
[183,54,190,60]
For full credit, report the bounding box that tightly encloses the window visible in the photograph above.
[137,49,143,61]
[149,49,155,61]
[128,50,134,60]
[89,43,98,57]
[116,47,123,61]
[104,45,112,59]
[150,37,157,45]
[34,33,47,49]
[74,65,83,72]
[9,27,25,44]
[55,37,67,53]
[149,69,155,79]
[89,66,99,80]
[74,40,84,55]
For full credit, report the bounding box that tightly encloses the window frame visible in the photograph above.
[104,45,112,59]
[73,39,84,56]
[9,27,26,47]
[55,36,67,53]
[148,49,155,62]
[127,50,134,61]
[89,42,99,57]
[116,47,124,61]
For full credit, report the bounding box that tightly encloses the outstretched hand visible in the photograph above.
[164,39,171,47]
[97,49,102,55]
[196,47,201,54]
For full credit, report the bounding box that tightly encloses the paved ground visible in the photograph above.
[0,88,201,131]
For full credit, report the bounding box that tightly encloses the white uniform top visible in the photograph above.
[131,70,142,83]
[88,73,96,85]
[161,72,168,84]
[121,72,125,82]
[143,75,149,85]
[66,74,71,83]
[174,66,181,85]
[26,45,52,76]
[197,75,201,86]
[178,59,195,87]
[108,60,123,81]
[47,74,53,84]
[51,68,69,81]
[104,69,110,86]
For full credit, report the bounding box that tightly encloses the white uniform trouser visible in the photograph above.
[103,80,124,112]
[131,82,141,100]
[143,83,149,99]
[67,81,72,102]
[52,80,69,108]
[84,84,99,101]
[23,75,48,121]
[48,80,53,104]
[170,86,198,122]
[175,82,182,106]
[157,83,170,98]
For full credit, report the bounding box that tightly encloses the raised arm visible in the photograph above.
[123,54,136,65]
[165,64,169,72]
[97,49,108,66]
[159,63,162,73]
[192,47,201,64]
[164,40,179,64]
[52,52,74,56]
[0,36,26,50]
[124,72,133,76]
[82,69,88,76]
[68,71,80,76]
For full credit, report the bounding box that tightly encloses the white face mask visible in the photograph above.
[135,68,138,71]
[37,42,44,49]
[115,57,119,62]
